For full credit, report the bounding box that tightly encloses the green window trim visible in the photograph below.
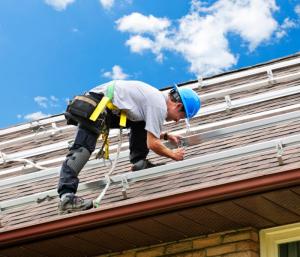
[260,222,300,257]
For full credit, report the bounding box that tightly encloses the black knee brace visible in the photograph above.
[66,147,91,175]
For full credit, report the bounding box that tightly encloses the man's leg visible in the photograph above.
[128,121,149,164]
[57,127,98,213]
[129,121,166,171]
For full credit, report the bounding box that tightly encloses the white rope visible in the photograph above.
[93,128,123,207]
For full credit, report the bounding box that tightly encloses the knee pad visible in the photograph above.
[66,147,91,175]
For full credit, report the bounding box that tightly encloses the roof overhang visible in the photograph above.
[1,167,300,249]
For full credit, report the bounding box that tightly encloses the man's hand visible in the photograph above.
[167,134,182,146]
[148,132,185,161]
[172,148,185,161]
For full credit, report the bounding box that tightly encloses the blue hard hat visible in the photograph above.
[173,85,201,119]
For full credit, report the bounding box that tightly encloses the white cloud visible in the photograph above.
[99,0,115,10]
[34,95,60,108]
[276,18,297,39]
[44,0,75,11]
[117,0,290,76]
[295,5,300,17]
[34,96,48,108]
[24,112,50,121]
[102,65,129,80]
[50,95,59,102]
[116,12,171,34]
[125,35,154,53]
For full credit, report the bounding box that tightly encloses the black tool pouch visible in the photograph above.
[64,92,107,134]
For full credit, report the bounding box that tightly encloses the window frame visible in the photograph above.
[260,222,300,257]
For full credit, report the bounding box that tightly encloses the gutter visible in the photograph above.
[1,168,300,247]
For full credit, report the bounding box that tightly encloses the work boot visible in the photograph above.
[58,193,93,214]
[131,159,165,171]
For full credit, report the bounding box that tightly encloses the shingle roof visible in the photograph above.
[1,53,300,256]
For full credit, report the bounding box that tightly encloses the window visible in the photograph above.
[279,241,300,257]
[260,223,300,257]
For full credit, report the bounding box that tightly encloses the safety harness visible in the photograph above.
[89,83,127,160]
[65,82,127,160]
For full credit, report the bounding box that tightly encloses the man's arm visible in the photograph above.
[147,131,184,161]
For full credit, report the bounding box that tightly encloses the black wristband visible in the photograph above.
[163,132,168,140]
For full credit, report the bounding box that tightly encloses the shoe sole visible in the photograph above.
[59,205,94,215]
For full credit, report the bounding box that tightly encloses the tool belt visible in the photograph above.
[64,83,127,159]
[64,92,107,134]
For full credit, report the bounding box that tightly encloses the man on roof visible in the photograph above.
[58,80,201,214]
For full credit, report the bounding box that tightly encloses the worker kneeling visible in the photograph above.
[57,80,201,214]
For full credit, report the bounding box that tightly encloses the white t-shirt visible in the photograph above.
[90,80,167,138]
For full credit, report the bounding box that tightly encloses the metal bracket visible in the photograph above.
[267,69,274,85]
[225,95,232,113]
[197,76,204,89]
[276,141,284,165]
[30,120,41,130]
[50,122,61,137]
[0,151,7,164]
[67,140,74,149]
[121,176,129,199]
[36,195,55,204]
[33,125,47,142]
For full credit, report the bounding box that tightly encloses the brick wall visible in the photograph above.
[97,227,259,257]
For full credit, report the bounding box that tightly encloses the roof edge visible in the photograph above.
[1,168,300,247]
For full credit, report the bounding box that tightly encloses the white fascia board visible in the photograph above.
[2,132,300,211]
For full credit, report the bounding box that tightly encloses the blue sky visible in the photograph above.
[0,0,299,129]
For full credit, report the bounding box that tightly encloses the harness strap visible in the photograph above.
[90,82,127,160]
[89,82,126,127]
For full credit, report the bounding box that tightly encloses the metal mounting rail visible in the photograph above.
[1,56,299,137]
[0,156,66,177]
[199,83,300,117]
[2,108,300,189]
[0,124,71,148]
[0,129,129,166]
[2,69,299,150]
[1,132,300,211]
[2,103,300,177]
[191,55,300,89]
[0,115,64,136]
[0,149,130,189]
[199,71,300,101]
[111,133,300,184]
[2,83,300,166]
